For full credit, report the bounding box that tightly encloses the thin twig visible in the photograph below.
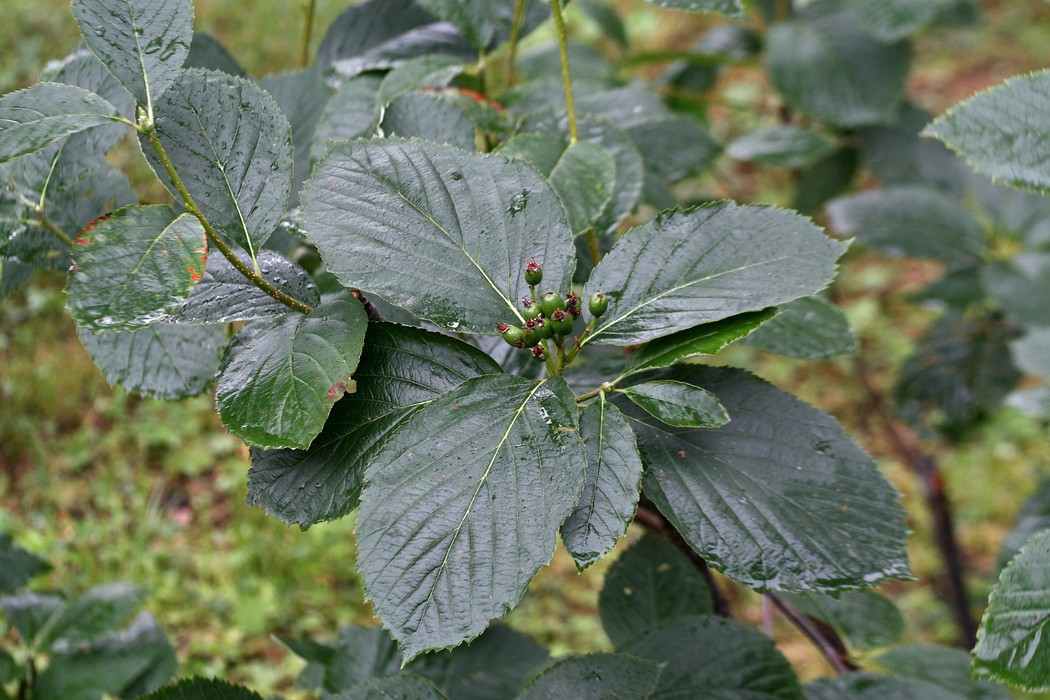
[300,0,317,69]
[549,0,578,144]
[768,594,855,675]
[505,0,528,84]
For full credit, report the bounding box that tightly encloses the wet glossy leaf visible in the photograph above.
[310,75,382,161]
[625,616,803,699]
[168,250,318,325]
[726,126,836,169]
[805,673,958,700]
[0,533,50,594]
[72,0,191,108]
[260,66,328,204]
[356,375,586,661]
[0,83,120,164]
[78,322,225,399]
[185,32,245,76]
[599,534,713,648]
[338,676,447,700]
[781,590,905,651]
[827,186,986,262]
[583,202,846,346]
[215,296,368,449]
[624,309,776,374]
[140,678,264,700]
[998,481,1050,569]
[743,296,857,360]
[973,530,1050,691]
[924,70,1050,195]
[40,582,147,648]
[766,5,910,127]
[146,68,292,251]
[643,0,745,17]
[248,323,501,527]
[621,380,729,428]
[378,55,465,107]
[68,206,205,332]
[629,366,911,592]
[416,0,551,49]
[845,0,943,41]
[382,92,476,151]
[876,645,1009,700]
[629,116,721,184]
[301,138,575,334]
[292,625,402,693]
[517,653,662,700]
[561,397,644,569]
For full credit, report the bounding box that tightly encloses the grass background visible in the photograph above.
[2,0,1050,695]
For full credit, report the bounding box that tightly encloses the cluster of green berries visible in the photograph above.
[497,259,608,362]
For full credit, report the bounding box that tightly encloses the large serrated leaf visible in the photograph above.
[766,4,911,127]
[0,533,50,594]
[583,202,846,346]
[146,68,292,251]
[561,397,644,570]
[381,92,476,152]
[781,590,905,651]
[827,186,986,262]
[998,481,1050,569]
[726,126,836,169]
[627,366,911,592]
[168,250,318,325]
[356,375,587,661]
[215,296,368,449]
[247,323,501,527]
[924,70,1050,195]
[0,83,120,164]
[743,296,857,360]
[301,138,575,334]
[40,582,147,648]
[341,676,447,699]
[260,66,329,206]
[972,530,1050,691]
[875,645,1009,700]
[310,75,383,161]
[598,534,713,649]
[78,322,225,399]
[621,380,729,428]
[643,0,745,17]
[857,103,967,195]
[624,309,776,374]
[140,678,264,700]
[71,0,192,109]
[625,616,804,699]
[517,653,663,700]
[68,206,205,332]
[416,0,551,50]
[805,673,959,700]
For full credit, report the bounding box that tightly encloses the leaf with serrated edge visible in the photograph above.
[643,0,744,17]
[139,678,264,700]
[625,309,775,374]
[146,68,292,251]
[743,296,857,360]
[215,296,368,449]
[973,530,1050,691]
[0,83,120,164]
[561,397,643,570]
[68,206,205,332]
[301,138,575,334]
[621,380,729,428]
[72,0,192,108]
[248,323,502,527]
[356,375,586,661]
[627,366,911,592]
[549,141,616,236]
[583,201,845,346]
[517,653,662,700]
[924,70,1050,195]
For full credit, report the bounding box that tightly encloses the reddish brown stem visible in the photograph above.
[768,593,856,674]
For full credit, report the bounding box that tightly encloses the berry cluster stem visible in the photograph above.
[550,0,579,144]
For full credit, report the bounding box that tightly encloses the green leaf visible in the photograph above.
[579,1,629,50]
[78,322,225,399]
[973,530,1050,691]
[147,68,292,251]
[621,380,729,428]
[40,582,147,648]
[517,653,663,700]
[548,141,616,236]
[260,66,329,205]
[625,616,804,699]
[215,296,368,449]
[338,676,447,700]
[780,590,905,651]
[247,323,501,527]
[857,103,967,195]
[766,5,911,127]
[629,366,911,592]
[168,250,319,325]
[416,0,550,50]
[185,32,245,76]
[301,138,575,334]
[598,534,713,649]
[139,678,264,700]
[827,186,986,262]
[924,70,1050,195]
[0,592,66,646]
[356,375,586,661]
[561,397,644,570]
[583,202,846,346]
[0,533,50,594]
[0,648,20,685]
[408,625,549,700]
[67,206,205,332]
[304,625,402,693]
[1,257,34,297]
[999,480,1050,569]
[34,612,176,700]
[628,116,721,184]
[876,645,1009,700]
[310,75,383,161]
[982,253,1050,326]
[642,0,745,17]
[378,55,466,107]
[0,83,120,164]
[726,126,836,169]
[382,92,476,152]
[805,673,959,700]
[793,147,859,214]
[743,296,857,360]
[845,0,943,41]
[72,0,191,108]
[624,309,776,374]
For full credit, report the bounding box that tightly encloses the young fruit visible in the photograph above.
[498,323,525,347]
[549,309,574,336]
[531,345,546,362]
[589,292,609,318]
[539,291,565,317]
[523,301,542,320]
[564,291,582,318]
[524,258,543,286]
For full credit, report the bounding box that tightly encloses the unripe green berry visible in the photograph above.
[539,291,565,317]
[589,292,609,317]
[522,327,541,347]
[523,302,542,320]
[537,318,554,339]
[498,323,525,347]
[524,258,543,286]
[550,309,574,336]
